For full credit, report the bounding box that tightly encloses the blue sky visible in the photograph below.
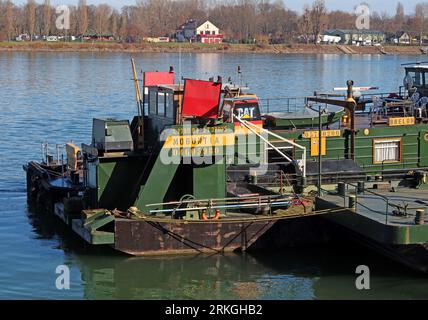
[11,0,422,15]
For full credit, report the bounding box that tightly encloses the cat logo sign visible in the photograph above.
[236,107,255,119]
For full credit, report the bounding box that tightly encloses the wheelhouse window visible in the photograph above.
[149,90,157,115]
[407,71,425,87]
[158,92,165,116]
[165,92,174,119]
[373,138,402,164]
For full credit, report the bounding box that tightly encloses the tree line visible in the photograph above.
[1,0,428,43]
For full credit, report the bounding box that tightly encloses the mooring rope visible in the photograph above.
[124,206,347,224]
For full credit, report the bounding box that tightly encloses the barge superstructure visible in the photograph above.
[24,60,428,272]
[24,60,319,256]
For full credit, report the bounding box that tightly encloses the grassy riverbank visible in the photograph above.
[0,41,426,55]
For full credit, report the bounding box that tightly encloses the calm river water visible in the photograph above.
[0,52,427,299]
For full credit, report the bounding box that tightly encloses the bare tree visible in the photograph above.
[77,0,88,36]
[327,10,355,29]
[298,5,312,44]
[413,3,428,44]
[94,4,112,35]
[110,9,119,38]
[395,2,405,31]
[5,1,15,41]
[26,0,36,40]
[310,0,327,44]
[42,0,51,36]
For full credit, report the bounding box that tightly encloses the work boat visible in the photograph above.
[261,62,428,273]
[24,60,322,256]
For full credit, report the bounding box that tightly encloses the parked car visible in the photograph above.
[46,36,58,42]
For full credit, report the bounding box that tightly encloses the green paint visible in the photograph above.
[273,124,428,175]
[317,198,428,245]
[133,152,179,212]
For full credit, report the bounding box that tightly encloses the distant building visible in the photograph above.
[196,20,223,44]
[398,32,411,44]
[144,37,170,43]
[389,32,411,45]
[324,29,386,45]
[15,34,30,42]
[80,34,115,41]
[318,34,341,44]
[176,19,198,42]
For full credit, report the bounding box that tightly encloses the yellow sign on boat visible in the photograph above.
[388,117,415,126]
[164,133,235,149]
[302,130,341,139]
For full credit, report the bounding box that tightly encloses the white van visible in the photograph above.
[46,36,58,42]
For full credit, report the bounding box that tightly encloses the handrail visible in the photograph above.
[234,115,307,178]
[322,182,427,225]
[320,182,390,224]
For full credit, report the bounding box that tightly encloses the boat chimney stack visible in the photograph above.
[169,66,174,73]
[217,76,222,83]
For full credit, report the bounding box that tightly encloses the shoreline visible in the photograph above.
[0,41,426,55]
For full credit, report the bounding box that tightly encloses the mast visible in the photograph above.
[131,58,143,117]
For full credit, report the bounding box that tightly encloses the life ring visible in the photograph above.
[201,210,221,221]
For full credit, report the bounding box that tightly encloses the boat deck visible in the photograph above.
[321,187,428,226]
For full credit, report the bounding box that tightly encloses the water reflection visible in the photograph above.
[23,204,428,300]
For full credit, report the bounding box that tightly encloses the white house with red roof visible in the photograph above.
[196,20,224,44]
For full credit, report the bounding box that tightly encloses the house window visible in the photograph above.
[212,31,216,35]
[200,31,203,35]
[205,31,210,35]
[373,138,402,163]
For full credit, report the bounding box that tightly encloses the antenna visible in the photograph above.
[237,65,242,86]
[178,44,182,87]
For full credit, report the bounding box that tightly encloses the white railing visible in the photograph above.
[233,115,307,178]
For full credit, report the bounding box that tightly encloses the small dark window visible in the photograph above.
[158,92,165,116]
[149,90,157,115]
[166,93,174,118]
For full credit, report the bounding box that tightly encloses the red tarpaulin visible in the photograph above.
[182,79,221,119]
[143,71,175,86]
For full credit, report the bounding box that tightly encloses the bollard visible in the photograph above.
[357,181,365,194]
[338,182,346,196]
[415,209,426,225]
[348,195,356,209]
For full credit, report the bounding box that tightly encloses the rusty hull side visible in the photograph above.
[114,218,276,256]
